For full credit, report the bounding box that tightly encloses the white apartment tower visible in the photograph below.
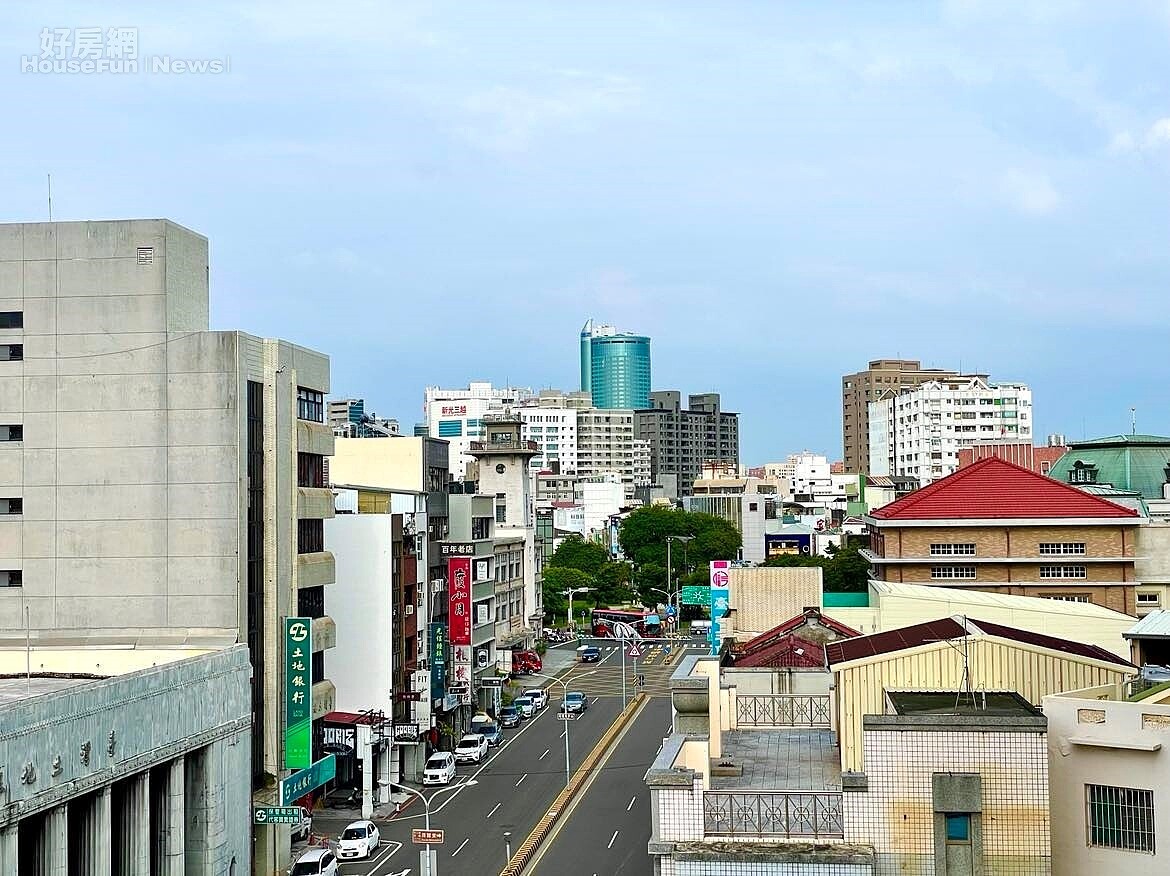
[423,382,534,479]
[868,376,1033,483]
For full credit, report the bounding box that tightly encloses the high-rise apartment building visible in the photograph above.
[577,408,651,501]
[635,391,739,496]
[579,319,651,409]
[841,359,959,474]
[0,220,334,871]
[868,376,1032,484]
[423,382,534,478]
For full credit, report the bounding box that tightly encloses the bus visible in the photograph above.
[591,608,662,638]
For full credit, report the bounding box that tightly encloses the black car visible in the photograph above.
[578,646,601,663]
[498,705,521,728]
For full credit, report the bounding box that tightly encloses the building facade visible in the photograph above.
[842,359,961,475]
[868,376,1033,484]
[635,391,739,496]
[328,397,399,437]
[957,439,1066,474]
[422,382,534,478]
[864,457,1144,615]
[576,408,650,501]
[0,219,336,872]
[579,318,651,409]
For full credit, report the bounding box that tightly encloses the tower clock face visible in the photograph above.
[496,464,506,474]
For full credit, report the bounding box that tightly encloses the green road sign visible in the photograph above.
[679,585,710,606]
[253,806,303,825]
[284,617,313,769]
[280,754,336,806]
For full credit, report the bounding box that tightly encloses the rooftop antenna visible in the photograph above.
[1131,407,1137,436]
[47,173,53,221]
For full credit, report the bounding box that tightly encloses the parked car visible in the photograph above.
[455,733,490,764]
[689,620,712,636]
[423,752,456,786]
[524,688,548,710]
[291,806,312,842]
[562,691,588,713]
[337,820,381,861]
[472,720,503,746]
[577,645,601,663]
[289,848,338,876]
[498,705,521,728]
[513,695,536,719]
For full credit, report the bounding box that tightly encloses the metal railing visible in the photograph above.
[736,694,831,728]
[703,790,844,839]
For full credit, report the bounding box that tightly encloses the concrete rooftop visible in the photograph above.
[0,674,100,705]
[712,728,842,791]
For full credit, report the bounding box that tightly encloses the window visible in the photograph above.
[1087,784,1154,853]
[297,518,324,554]
[495,494,507,524]
[437,419,463,438]
[945,813,971,842]
[930,543,976,556]
[0,498,22,515]
[0,345,23,362]
[1039,542,1086,556]
[1137,592,1161,606]
[1045,594,1091,603]
[297,453,324,488]
[296,387,323,422]
[0,312,22,329]
[1069,462,1098,484]
[1040,565,1087,579]
[0,425,20,442]
[931,566,976,579]
[136,246,154,265]
[0,570,21,587]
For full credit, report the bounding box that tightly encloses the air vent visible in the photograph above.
[136,247,154,265]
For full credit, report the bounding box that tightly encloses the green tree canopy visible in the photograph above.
[760,541,870,593]
[540,566,595,623]
[547,535,610,577]
[618,506,742,572]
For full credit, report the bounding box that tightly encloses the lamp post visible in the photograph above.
[389,780,478,876]
[664,535,693,638]
[527,671,572,785]
[561,586,592,630]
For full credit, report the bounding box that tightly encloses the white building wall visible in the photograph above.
[515,406,578,474]
[553,505,586,534]
[581,474,624,535]
[423,382,534,478]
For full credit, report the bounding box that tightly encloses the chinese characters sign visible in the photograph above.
[440,543,476,557]
[285,617,313,769]
[440,405,467,416]
[429,622,447,703]
[708,561,730,656]
[279,754,336,806]
[448,558,472,646]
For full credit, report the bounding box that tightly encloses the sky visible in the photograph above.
[2,1,1169,464]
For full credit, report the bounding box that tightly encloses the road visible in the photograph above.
[306,638,702,875]
[524,696,672,876]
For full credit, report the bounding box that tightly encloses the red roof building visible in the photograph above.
[727,608,860,668]
[864,457,1144,616]
[956,441,1067,475]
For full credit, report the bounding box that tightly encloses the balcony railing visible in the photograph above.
[736,695,831,728]
[469,440,540,453]
[703,790,843,839]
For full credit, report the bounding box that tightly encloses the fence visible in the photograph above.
[703,790,844,839]
[735,694,831,728]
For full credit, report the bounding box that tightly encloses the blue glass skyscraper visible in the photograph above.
[580,319,652,409]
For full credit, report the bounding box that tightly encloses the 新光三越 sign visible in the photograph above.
[708,561,730,656]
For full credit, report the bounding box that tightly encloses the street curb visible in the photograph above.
[498,692,648,876]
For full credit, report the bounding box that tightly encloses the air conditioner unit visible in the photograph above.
[432,580,445,594]
[476,649,489,669]
[404,605,414,616]
[417,591,424,606]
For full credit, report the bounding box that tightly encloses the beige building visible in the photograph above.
[841,358,959,474]
[723,566,823,640]
[0,219,335,873]
[1044,682,1168,874]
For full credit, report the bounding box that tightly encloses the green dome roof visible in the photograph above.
[1048,434,1170,499]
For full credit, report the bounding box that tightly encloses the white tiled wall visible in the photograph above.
[661,862,871,876]
[656,778,706,842]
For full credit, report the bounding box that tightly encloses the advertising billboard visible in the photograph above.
[708,561,730,656]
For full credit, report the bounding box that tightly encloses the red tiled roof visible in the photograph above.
[825,615,1133,667]
[733,632,827,668]
[869,457,1138,520]
[739,608,861,649]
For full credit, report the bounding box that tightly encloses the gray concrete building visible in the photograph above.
[635,391,739,496]
[0,646,252,875]
[0,220,334,873]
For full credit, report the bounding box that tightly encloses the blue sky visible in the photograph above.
[2,1,1168,463]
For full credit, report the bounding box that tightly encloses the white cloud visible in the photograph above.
[1001,169,1061,215]
[1108,117,1170,153]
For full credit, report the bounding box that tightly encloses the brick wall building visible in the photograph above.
[957,440,1067,474]
[863,457,1144,615]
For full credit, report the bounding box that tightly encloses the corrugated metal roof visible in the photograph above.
[870,457,1139,520]
[967,617,1133,667]
[1124,609,1170,639]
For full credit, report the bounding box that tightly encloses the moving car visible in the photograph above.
[337,820,380,861]
[289,848,338,876]
[524,688,548,710]
[577,645,601,663]
[455,733,489,764]
[513,695,536,719]
[423,752,456,786]
[562,691,588,713]
[292,806,312,842]
[498,705,521,728]
[689,620,711,636]
[472,720,503,746]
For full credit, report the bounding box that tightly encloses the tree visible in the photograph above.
[759,542,871,593]
[547,536,610,578]
[541,566,595,625]
[618,506,742,571]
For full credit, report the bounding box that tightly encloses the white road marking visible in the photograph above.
[487,802,501,818]
[539,748,549,760]
[516,773,528,787]
[451,838,470,857]
[560,730,567,738]
[627,796,637,811]
[607,830,619,849]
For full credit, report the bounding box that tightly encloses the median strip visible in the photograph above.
[498,692,648,876]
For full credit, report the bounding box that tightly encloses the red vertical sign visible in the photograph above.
[447,557,472,646]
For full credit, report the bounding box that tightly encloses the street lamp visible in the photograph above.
[561,586,592,630]
[389,780,477,876]
[527,671,572,785]
[664,536,693,638]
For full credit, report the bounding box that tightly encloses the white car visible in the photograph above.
[423,752,456,786]
[289,848,337,875]
[524,688,548,710]
[454,733,489,764]
[292,806,312,842]
[513,696,536,718]
[337,820,380,860]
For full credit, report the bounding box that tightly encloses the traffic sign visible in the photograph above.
[557,711,580,720]
[680,585,710,606]
[280,754,336,805]
[626,642,643,658]
[253,806,302,825]
[636,674,646,687]
[412,828,445,845]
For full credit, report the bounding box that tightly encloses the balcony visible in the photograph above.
[311,616,336,653]
[297,551,335,589]
[469,439,540,455]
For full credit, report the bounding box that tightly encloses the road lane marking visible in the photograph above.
[627,796,636,811]
[539,748,549,760]
[515,773,527,787]
[451,838,470,857]
[607,830,619,849]
[560,730,567,737]
[487,802,501,818]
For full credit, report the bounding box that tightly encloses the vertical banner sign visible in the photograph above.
[447,557,473,701]
[429,622,447,703]
[708,561,731,657]
[285,617,313,769]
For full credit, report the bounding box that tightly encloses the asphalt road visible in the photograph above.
[524,696,673,876]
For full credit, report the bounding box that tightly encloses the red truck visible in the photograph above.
[510,650,542,676]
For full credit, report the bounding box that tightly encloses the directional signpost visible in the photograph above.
[680,585,711,606]
[412,828,445,845]
[253,806,302,825]
[280,754,336,806]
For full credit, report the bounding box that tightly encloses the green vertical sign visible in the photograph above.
[285,617,312,769]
